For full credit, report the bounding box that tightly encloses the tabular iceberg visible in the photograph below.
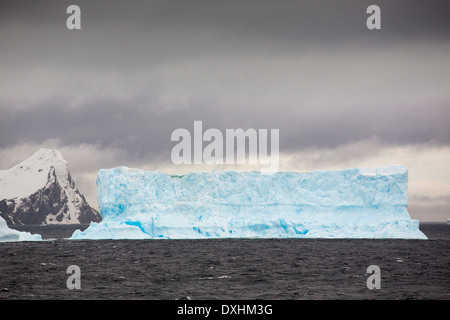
[71,165,427,240]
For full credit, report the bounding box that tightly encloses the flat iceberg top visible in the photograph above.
[71,165,426,240]
[96,165,409,212]
[358,164,407,176]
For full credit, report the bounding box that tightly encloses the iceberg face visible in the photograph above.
[0,216,42,242]
[71,165,427,240]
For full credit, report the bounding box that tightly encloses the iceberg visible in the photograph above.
[0,216,42,242]
[71,165,427,240]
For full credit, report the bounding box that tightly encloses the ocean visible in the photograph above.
[1,223,449,300]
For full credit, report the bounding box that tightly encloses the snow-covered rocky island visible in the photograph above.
[0,148,101,226]
[71,165,427,240]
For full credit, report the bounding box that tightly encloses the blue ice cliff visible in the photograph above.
[71,165,427,239]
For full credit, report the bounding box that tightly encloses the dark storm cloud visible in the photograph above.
[1,0,449,159]
[1,95,449,162]
[2,0,450,71]
[3,0,450,40]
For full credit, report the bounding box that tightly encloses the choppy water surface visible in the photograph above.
[1,223,448,299]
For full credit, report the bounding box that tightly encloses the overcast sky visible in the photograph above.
[1,0,449,221]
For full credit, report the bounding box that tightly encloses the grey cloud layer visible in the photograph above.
[1,0,449,160]
[1,95,449,161]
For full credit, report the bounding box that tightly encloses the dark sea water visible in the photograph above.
[1,223,449,300]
